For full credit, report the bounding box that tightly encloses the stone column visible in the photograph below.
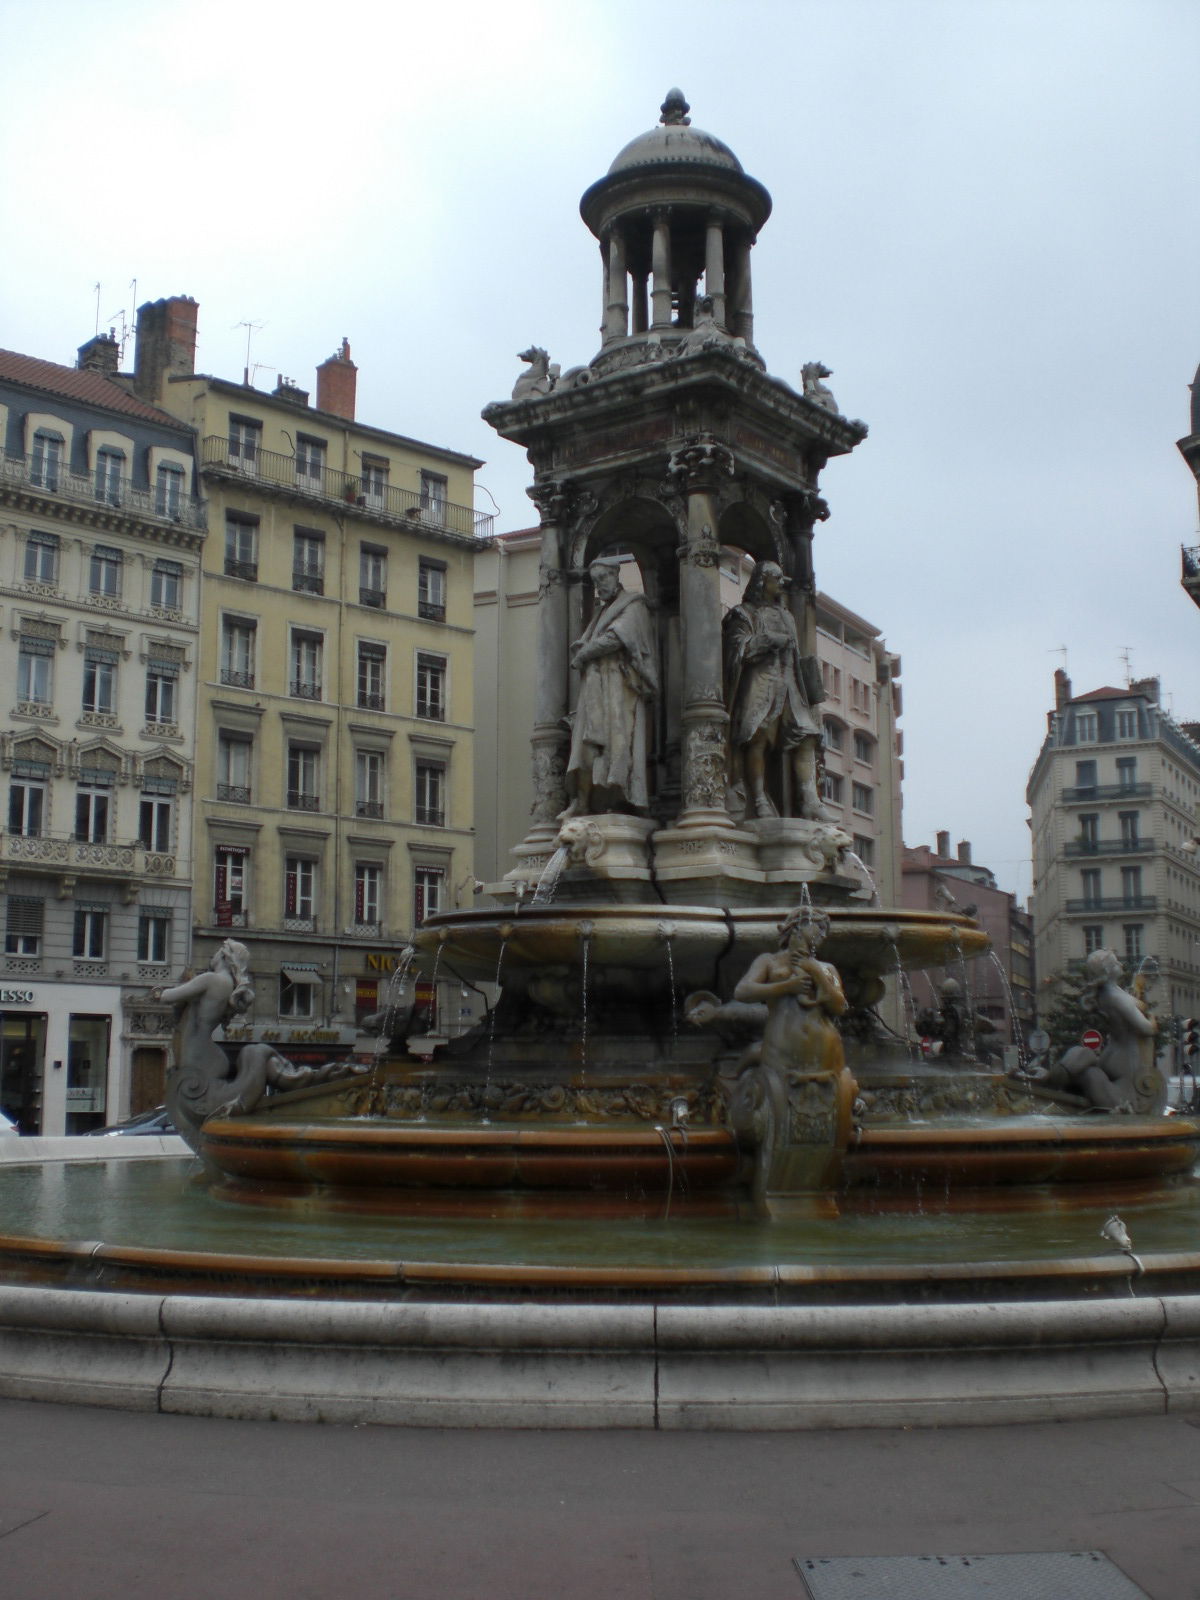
[526,481,574,833]
[729,235,754,345]
[671,439,736,827]
[651,212,672,330]
[705,215,726,327]
[605,230,628,343]
[631,270,649,334]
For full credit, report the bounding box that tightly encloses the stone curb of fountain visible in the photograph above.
[0,1136,190,1163]
[1,1284,1199,1430]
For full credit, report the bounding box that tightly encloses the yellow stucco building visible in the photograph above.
[132,298,489,1051]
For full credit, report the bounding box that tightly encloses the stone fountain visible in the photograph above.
[2,93,1199,1432]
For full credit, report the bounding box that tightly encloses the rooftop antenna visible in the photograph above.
[235,320,264,386]
[93,282,101,335]
[1049,645,1068,672]
[1119,647,1134,685]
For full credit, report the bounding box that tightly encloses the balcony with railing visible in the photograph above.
[1061,783,1152,803]
[418,600,446,622]
[1063,895,1158,914]
[292,570,324,595]
[357,691,385,712]
[0,832,177,878]
[220,669,255,689]
[201,436,494,540]
[415,804,445,827]
[286,791,320,812]
[224,557,258,582]
[355,800,384,819]
[290,680,322,701]
[359,586,387,608]
[1064,838,1153,857]
[1,449,206,531]
[216,783,252,803]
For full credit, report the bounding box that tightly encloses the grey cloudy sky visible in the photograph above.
[4,0,1199,901]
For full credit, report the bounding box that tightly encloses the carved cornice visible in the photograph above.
[664,433,736,493]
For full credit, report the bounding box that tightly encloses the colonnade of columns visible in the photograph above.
[600,212,754,347]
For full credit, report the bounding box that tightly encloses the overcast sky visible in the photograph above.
[4,0,1199,901]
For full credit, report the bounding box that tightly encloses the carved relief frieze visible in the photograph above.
[530,739,569,824]
[682,718,729,812]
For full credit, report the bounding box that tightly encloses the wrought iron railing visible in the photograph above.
[1,450,206,531]
[357,691,385,712]
[290,681,322,700]
[416,805,445,826]
[1064,839,1153,857]
[355,800,384,819]
[359,587,386,608]
[292,571,323,594]
[1061,783,1152,803]
[201,436,493,539]
[418,600,446,621]
[286,791,320,812]
[220,669,255,689]
[224,558,258,581]
[217,783,252,803]
[1063,895,1157,913]
[1183,544,1200,581]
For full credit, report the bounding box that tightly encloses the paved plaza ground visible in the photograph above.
[1,1401,1199,1598]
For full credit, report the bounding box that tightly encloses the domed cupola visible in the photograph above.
[579,89,773,355]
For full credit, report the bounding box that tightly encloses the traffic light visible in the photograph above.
[1184,1019,1200,1061]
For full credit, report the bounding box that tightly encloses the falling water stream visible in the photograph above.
[578,920,593,1080]
[844,850,880,905]
[368,945,417,1097]
[531,844,569,906]
[482,928,511,1123]
[660,921,678,1051]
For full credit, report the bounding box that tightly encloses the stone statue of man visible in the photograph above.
[562,557,658,817]
[723,559,829,822]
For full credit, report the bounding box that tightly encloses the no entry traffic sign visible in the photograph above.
[1081,1028,1103,1050]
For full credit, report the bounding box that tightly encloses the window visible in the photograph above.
[415,761,445,826]
[1083,924,1105,955]
[1118,810,1140,847]
[24,531,59,585]
[286,744,320,810]
[362,457,388,507]
[1116,756,1138,790]
[1116,709,1138,739]
[82,648,117,715]
[413,865,444,925]
[155,463,184,520]
[819,771,843,804]
[419,471,447,522]
[224,514,258,580]
[359,545,387,607]
[279,971,316,1018]
[1081,867,1102,907]
[416,652,446,720]
[139,795,173,852]
[354,862,383,927]
[1123,924,1144,964]
[89,545,122,598]
[850,677,871,714]
[17,636,54,705]
[357,643,386,710]
[295,435,326,491]
[73,907,107,960]
[1076,712,1098,742]
[852,732,875,764]
[75,782,110,843]
[217,734,252,802]
[851,782,874,815]
[1079,813,1098,848]
[821,662,842,699]
[213,846,248,924]
[220,618,256,688]
[418,559,446,621]
[292,530,324,594]
[228,417,261,474]
[355,750,384,818]
[137,914,170,965]
[150,560,182,610]
[1121,865,1143,905]
[5,896,44,957]
[1074,759,1097,790]
[822,718,844,752]
[144,663,178,725]
[30,429,63,491]
[284,857,316,922]
[8,766,47,836]
[94,447,124,506]
[290,631,323,699]
[852,834,875,866]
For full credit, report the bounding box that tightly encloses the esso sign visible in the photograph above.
[1081,1029,1103,1051]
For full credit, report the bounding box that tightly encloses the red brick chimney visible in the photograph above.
[316,338,357,420]
[133,296,198,402]
[1054,668,1072,710]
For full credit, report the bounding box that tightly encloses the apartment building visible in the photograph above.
[132,299,490,1053]
[1027,669,1200,1025]
[0,335,204,1131]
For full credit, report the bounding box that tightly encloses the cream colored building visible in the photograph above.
[1028,670,1200,1027]
[131,298,490,1048]
[474,531,903,903]
[0,335,204,1131]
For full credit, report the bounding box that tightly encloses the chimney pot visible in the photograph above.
[957,840,972,864]
[77,332,120,375]
[936,830,951,858]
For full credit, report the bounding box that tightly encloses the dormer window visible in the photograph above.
[1075,713,1098,742]
[1116,708,1138,739]
[31,430,63,491]
[95,447,125,506]
[155,463,184,520]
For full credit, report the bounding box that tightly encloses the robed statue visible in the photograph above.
[562,556,658,817]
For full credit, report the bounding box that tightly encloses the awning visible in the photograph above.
[280,965,320,984]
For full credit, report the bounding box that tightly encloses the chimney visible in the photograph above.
[936,830,951,858]
[273,376,310,407]
[77,332,120,375]
[1130,675,1160,705]
[957,840,972,865]
[316,338,357,420]
[1054,668,1072,710]
[133,296,198,402]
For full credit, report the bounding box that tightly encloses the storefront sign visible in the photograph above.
[66,1087,106,1112]
[0,989,35,1005]
[365,952,411,973]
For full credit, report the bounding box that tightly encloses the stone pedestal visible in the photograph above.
[496,814,656,905]
[651,820,761,906]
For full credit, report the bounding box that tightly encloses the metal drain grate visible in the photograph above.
[794,1550,1150,1599]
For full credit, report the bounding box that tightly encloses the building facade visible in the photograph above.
[1027,670,1200,1029]
[475,531,903,902]
[132,299,491,1055]
[0,336,205,1132]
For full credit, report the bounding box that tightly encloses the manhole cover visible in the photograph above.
[794,1551,1149,1599]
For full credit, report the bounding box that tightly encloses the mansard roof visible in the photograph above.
[0,349,183,428]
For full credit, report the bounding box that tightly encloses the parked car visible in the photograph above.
[83,1106,176,1137]
[0,1109,18,1136]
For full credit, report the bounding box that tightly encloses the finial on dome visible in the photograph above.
[660,88,690,127]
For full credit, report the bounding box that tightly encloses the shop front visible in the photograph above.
[0,984,122,1136]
